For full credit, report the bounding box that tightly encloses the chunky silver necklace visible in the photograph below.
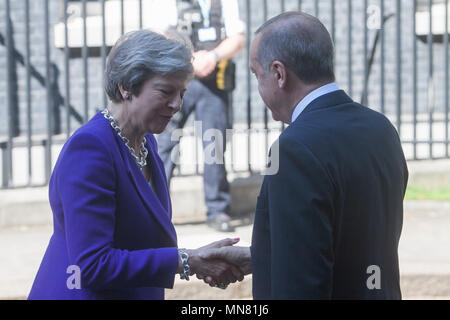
[102,108,148,170]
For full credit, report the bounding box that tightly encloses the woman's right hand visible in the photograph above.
[180,238,245,288]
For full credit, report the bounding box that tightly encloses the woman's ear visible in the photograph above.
[118,85,132,101]
[270,60,287,89]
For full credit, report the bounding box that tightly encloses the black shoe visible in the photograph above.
[207,213,235,233]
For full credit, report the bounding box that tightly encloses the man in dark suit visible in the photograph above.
[201,11,408,299]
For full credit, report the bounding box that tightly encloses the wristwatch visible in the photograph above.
[211,50,220,62]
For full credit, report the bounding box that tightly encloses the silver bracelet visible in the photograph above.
[178,248,190,281]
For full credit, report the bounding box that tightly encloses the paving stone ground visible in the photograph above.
[0,204,449,300]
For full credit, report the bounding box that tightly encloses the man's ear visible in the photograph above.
[270,60,287,89]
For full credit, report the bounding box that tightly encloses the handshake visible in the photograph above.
[178,238,252,289]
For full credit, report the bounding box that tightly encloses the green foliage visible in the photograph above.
[405,186,450,201]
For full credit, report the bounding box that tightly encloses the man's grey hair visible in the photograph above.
[105,29,194,103]
[255,11,335,84]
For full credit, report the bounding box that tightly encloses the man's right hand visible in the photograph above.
[182,238,245,289]
[200,246,252,282]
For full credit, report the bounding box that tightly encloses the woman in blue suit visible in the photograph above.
[28,30,243,300]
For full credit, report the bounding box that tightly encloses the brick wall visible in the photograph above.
[0,0,448,136]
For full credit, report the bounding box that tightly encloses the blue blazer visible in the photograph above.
[28,112,179,300]
[251,90,408,299]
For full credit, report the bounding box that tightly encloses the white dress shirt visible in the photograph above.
[291,82,340,123]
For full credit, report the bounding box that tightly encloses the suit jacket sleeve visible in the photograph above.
[56,132,178,290]
[268,136,335,299]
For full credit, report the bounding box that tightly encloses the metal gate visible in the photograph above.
[1,0,449,189]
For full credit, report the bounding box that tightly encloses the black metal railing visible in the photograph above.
[1,0,449,189]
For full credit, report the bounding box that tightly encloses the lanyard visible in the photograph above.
[198,0,211,27]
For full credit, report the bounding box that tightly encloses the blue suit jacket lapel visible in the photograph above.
[115,133,177,246]
[146,137,173,220]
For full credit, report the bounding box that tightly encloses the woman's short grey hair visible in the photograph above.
[105,29,194,103]
[255,11,335,84]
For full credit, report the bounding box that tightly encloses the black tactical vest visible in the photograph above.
[177,0,225,51]
[177,0,235,91]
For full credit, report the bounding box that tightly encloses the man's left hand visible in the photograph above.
[193,50,218,78]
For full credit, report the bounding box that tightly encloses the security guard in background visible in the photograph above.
[157,0,245,232]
